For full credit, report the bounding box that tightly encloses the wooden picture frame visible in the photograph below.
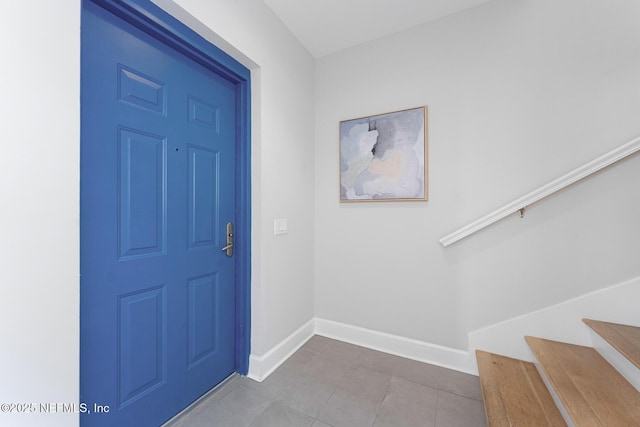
[340,106,428,202]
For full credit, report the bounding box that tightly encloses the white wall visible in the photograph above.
[0,2,80,427]
[315,0,640,353]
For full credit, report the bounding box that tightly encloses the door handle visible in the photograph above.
[222,222,234,257]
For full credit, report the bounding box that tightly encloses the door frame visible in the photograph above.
[82,0,251,374]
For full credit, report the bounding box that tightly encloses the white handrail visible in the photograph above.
[440,135,640,247]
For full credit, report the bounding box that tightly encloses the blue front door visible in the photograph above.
[80,1,249,425]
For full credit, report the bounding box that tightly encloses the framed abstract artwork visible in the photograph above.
[339,106,427,202]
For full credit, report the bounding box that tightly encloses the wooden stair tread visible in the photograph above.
[476,350,566,426]
[583,318,640,370]
[525,336,640,426]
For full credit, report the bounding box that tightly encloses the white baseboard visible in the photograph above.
[246,317,475,382]
[246,318,315,382]
[315,318,475,374]
[246,276,640,383]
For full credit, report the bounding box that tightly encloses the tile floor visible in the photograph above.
[167,336,487,427]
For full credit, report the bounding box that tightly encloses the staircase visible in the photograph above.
[476,319,640,426]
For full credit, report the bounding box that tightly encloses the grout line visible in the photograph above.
[434,388,441,426]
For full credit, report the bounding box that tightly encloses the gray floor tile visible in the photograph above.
[392,356,444,389]
[335,364,391,406]
[235,375,287,400]
[373,377,438,427]
[167,336,487,427]
[205,375,243,401]
[435,390,487,427]
[186,384,274,427]
[249,401,314,427]
[437,368,483,401]
[356,347,406,376]
[275,349,316,381]
[304,352,352,388]
[302,335,332,354]
[274,372,335,418]
[318,391,379,427]
[318,364,391,427]
[165,377,242,426]
[313,337,362,362]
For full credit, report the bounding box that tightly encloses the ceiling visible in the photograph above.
[263,0,497,58]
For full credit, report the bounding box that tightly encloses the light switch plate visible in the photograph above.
[274,218,288,235]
